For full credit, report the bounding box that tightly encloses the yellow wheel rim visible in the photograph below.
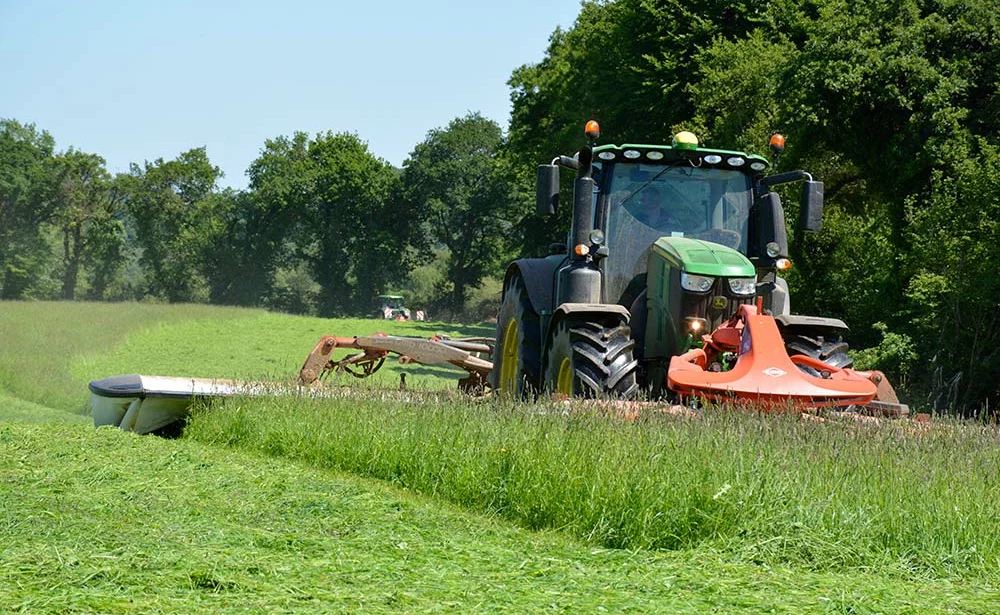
[556,357,574,396]
[499,318,520,393]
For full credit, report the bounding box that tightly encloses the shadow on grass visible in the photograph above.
[398,365,469,379]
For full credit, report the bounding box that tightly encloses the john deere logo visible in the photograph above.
[711,296,727,310]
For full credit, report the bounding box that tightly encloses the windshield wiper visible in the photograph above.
[618,159,698,208]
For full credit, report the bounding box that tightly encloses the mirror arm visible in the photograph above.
[759,170,813,192]
[552,155,580,170]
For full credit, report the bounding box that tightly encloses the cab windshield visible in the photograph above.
[380,296,404,309]
[602,163,752,305]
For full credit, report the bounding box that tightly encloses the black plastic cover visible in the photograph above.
[800,181,824,232]
[536,165,560,216]
[88,374,143,397]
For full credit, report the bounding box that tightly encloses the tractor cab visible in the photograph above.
[590,139,763,315]
[535,126,823,332]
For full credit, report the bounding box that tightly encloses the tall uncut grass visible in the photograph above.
[186,393,1000,579]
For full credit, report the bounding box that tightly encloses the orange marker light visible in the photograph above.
[585,120,601,140]
[574,244,590,256]
[776,258,792,271]
[769,133,786,155]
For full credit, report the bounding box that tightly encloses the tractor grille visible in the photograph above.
[681,279,753,332]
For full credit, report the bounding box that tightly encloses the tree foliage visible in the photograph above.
[121,148,222,303]
[306,131,406,316]
[243,131,412,316]
[0,119,58,299]
[49,150,125,300]
[401,113,517,314]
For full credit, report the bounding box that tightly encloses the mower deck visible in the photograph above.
[667,303,904,412]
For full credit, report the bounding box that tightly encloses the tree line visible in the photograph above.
[3,0,998,412]
[0,113,516,320]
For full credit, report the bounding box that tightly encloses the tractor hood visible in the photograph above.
[650,236,755,278]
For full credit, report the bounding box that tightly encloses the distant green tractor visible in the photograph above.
[375,294,410,321]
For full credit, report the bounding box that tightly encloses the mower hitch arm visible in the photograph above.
[298,334,495,386]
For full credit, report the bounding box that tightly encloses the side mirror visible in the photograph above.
[756,192,789,258]
[536,164,560,216]
[800,180,824,232]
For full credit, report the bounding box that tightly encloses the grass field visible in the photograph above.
[1,301,998,614]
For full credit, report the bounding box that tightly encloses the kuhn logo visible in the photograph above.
[763,367,787,378]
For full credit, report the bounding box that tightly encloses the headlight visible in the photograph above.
[681,273,714,293]
[728,277,757,296]
[684,317,709,334]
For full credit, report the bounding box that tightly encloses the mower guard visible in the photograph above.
[668,304,892,409]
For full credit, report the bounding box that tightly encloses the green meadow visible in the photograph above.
[1,301,998,614]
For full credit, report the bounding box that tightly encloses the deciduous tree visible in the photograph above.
[401,113,517,314]
[49,150,125,300]
[306,132,405,316]
[0,119,58,299]
[121,148,221,302]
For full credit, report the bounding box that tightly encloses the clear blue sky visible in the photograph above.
[1,0,581,188]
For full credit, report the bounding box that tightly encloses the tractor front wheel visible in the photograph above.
[784,329,853,377]
[544,318,639,398]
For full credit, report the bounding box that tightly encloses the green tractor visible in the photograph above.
[490,121,882,405]
[375,294,411,321]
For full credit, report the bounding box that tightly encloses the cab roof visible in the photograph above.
[592,143,770,175]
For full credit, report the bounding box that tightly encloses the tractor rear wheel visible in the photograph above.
[493,275,541,397]
[544,318,639,398]
[784,329,853,377]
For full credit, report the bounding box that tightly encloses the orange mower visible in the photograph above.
[667,300,905,414]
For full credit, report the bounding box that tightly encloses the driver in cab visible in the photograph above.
[630,185,681,233]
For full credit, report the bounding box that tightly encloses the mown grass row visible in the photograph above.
[0,300,491,412]
[185,392,1000,580]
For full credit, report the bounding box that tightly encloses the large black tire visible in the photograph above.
[544,318,639,398]
[492,275,541,397]
[783,328,853,377]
